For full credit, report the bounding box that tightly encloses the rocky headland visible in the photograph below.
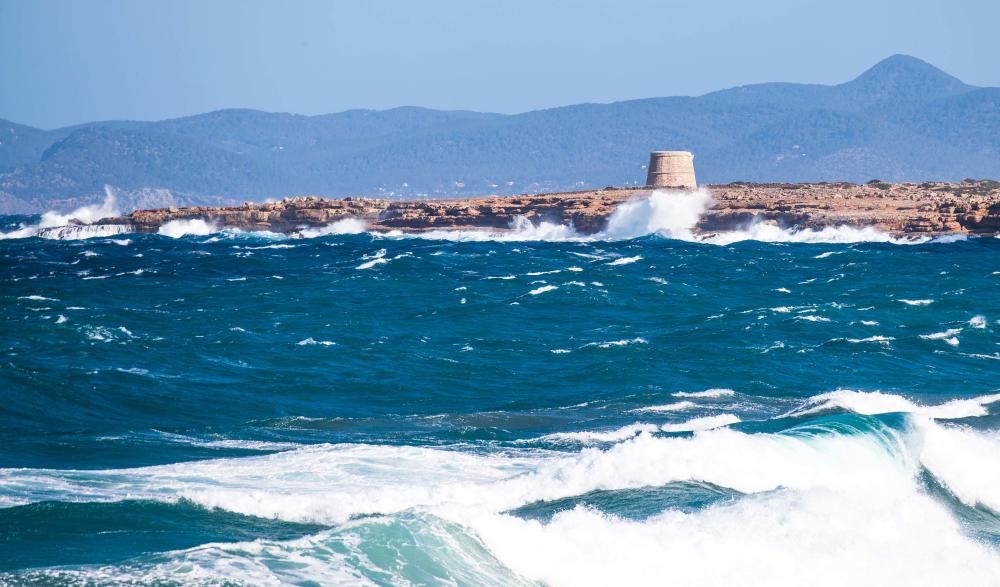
[61,180,1000,238]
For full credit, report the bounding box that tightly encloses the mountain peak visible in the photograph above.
[842,54,971,101]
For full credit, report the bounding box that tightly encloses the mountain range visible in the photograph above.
[1,54,998,214]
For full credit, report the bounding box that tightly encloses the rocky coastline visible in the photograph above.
[57,180,1000,238]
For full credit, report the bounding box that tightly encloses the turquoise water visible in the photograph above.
[2,209,1000,585]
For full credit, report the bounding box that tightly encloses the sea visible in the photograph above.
[2,190,1000,586]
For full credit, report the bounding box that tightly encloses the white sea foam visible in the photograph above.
[356,249,388,269]
[661,414,741,432]
[786,389,1000,420]
[385,216,583,242]
[631,401,697,413]
[532,423,660,444]
[672,388,735,399]
[918,420,1000,513]
[528,285,558,295]
[605,255,643,266]
[969,315,987,329]
[581,337,648,349]
[703,223,900,245]
[899,299,934,306]
[6,402,1000,587]
[0,415,941,525]
[470,481,1000,587]
[844,335,895,345]
[602,189,712,240]
[153,431,303,452]
[296,218,367,237]
[0,189,124,240]
[297,337,336,346]
[920,328,962,346]
[795,315,831,322]
[159,218,217,238]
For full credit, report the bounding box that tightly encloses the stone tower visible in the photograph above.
[645,151,697,190]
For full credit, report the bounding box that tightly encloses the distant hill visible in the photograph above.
[2,55,998,213]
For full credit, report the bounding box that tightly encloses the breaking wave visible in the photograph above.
[295,218,367,238]
[785,389,1000,420]
[4,394,1000,585]
[158,219,218,238]
[0,188,125,240]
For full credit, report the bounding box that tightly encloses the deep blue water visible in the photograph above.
[2,219,1000,585]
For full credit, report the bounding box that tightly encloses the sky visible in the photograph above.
[1,0,998,129]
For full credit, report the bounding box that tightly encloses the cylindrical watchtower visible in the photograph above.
[646,151,696,190]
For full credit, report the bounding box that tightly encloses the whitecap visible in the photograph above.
[159,219,217,238]
[631,401,697,413]
[582,337,648,349]
[795,315,831,323]
[0,189,125,240]
[844,336,895,345]
[898,299,934,306]
[661,414,741,432]
[606,255,642,266]
[673,389,735,399]
[532,423,660,444]
[786,389,1000,420]
[296,218,367,238]
[297,338,336,346]
[528,285,558,296]
[920,328,962,346]
[356,249,388,270]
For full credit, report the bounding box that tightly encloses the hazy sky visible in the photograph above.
[2,0,998,128]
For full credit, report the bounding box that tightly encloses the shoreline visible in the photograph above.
[37,180,1000,239]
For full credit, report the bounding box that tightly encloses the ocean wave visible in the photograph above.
[528,285,558,296]
[297,337,336,346]
[0,419,908,518]
[0,189,123,240]
[470,480,1000,587]
[660,414,742,432]
[9,511,533,587]
[785,389,1000,420]
[581,337,648,349]
[631,401,697,413]
[673,389,736,399]
[382,215,584,242]
[158,219,218,238]
[969,315,987,329]
[5,407,1000,587]
[531,423,660,445]
[920,328,962,346]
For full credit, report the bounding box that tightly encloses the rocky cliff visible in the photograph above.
[79,180,1000,238]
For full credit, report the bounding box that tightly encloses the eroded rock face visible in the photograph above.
[101,180,1000,237]
[704,181,1000,235]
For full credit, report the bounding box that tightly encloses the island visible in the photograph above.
[48,179,1000,240]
